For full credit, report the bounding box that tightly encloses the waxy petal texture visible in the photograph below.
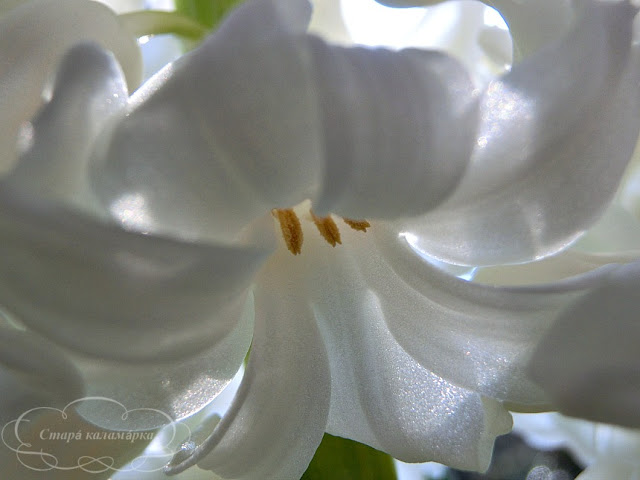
[0,328,83,425]
[7,43,128,210]
[0,0,141,172]
[0,187,271,362]
[396,1,640,265]
[372,224,622,407]
[529,261,640,428]
[92,0,477,243]
[306,239,512,471]
[167,258,331,480]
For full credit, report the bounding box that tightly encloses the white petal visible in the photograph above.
[0,0,141,172]
[166,259,331,480]
[528,261,640,428]
[374,0,573,60]
[0,327,83,425]
[72,301,252,430]
[397,1,640,265]
[7,43,128,211]
[310,43,478,220]
[91,0,320,242]
[261,213,511,470]
[0,186,272,362]
[310,262,512,470]
[370,224,622,407]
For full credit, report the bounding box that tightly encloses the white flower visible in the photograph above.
[0,0,639,479]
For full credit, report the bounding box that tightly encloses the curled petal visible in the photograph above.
[308,252,512,470]
[73,300,252,430]
[0,186,272,362]
[0,0,141,172]
[92,0,476,241]
[0,327,83,425]
[398,1,640,265]
[310,43,478,220]
[166,259,331,480]
[374,0,573,60]
[370,224,622,408]
[529,261,640,428]
[8,43,128,210]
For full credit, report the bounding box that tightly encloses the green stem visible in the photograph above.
[174,0,245,29]
[119,10,209,40]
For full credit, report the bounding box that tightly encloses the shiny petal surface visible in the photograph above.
[72,300,252,430]
[395,1,640,266]
[91,0,319,242]
[254,210,511,470]
[92,0,477,241]
[0,185,272,362]
[529,261,640,428]
[310,42,478,220]
[7,43,128,210]
[0,328,83,425]
[0,0,141,172]
[166,256,331,480]
[305,239,512,470]
[370,224,622,408]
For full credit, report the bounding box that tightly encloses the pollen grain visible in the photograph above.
[273,208,303,255]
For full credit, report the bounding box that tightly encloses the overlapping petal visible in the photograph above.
[529,261,640,428]
[0,187,271,363]
[7,43,128,211]
[0,327,83,425]
[375,0,573,60]
[302,232,512,470]
[370,223,623,408]
[72,302,252,430]
[91,0,478,243]
[394,1,640,265]
[166,255,331,480]
[0,0,141,172]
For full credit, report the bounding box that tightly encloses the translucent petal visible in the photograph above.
[91,0,321,242]
[374,0,573,59]
[0,327,83,425]
[0,0,141,173]
[0,185,272,362]
[396,1,640,265]
[261,213,510,470]
[7,43,128,211]
[529,261,640,428]
[370,223,622,407]
[166,257,331,480]
[309,258,512,470]
[71,299,252,431]
[310,42,478,220]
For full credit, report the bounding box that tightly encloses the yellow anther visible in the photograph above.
[343,218,371,232]
[311,211,342,247]
[272,208,303,255]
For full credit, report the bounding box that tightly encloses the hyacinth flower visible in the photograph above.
[0,0,640,479]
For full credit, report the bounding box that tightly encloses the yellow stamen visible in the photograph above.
[273,208,303,255]
[344,218,371,232]
[311,211,342,247]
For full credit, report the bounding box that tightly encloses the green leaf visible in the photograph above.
[174,0,245,29]
[302,434,398,480]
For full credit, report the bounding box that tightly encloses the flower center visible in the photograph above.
[272,204,370,255]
